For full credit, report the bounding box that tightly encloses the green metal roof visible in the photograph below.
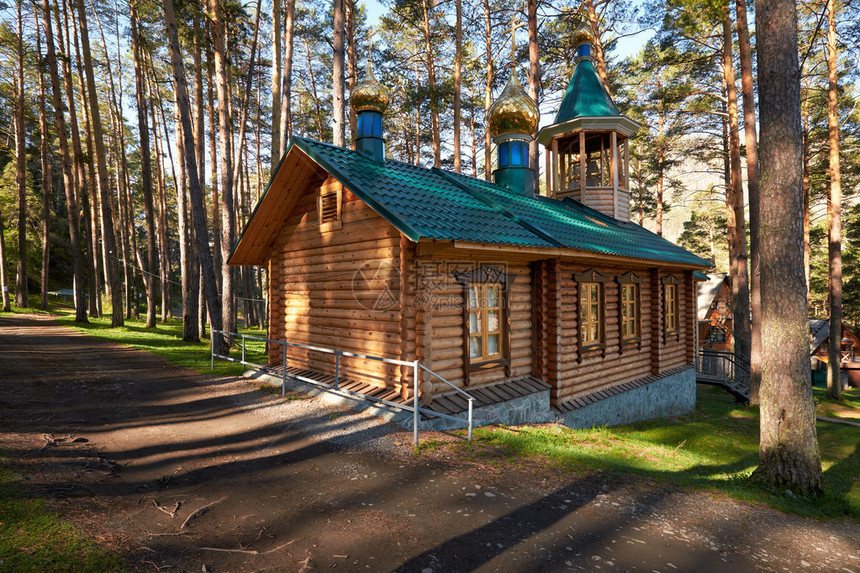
[285,136,710,268]
[554,59,620,124]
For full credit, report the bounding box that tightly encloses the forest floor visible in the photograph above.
[1,313,859,572]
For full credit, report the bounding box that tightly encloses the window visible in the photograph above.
[357,111,382,138]
[574,270,607,360]
[468,284,502,361]
[616,272,642,347]
[581,282,603,346]
[665,283,678,335]
[454,266,515,383]
[620,283,639,340]
[497,140,529,169]
[709,326,725,343]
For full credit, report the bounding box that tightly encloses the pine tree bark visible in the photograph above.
[722,9,752,369]
[35,16,52,311]
[585,0,609,93]
[0,211,10,311]
[752,0,822,496]
[346,0,356,150]
[15,0,29,308]
[208,0,236,336]
[75,0,123,326]
[271,0,282,168]
[161,0,225,353]
[332,0,346,147]
[174,98,199,342]
[825,0,842,401]
[41,0,86,321]
[131,7,158,327]
[453,0,462,173]
[281,0,295,149]
[421,0,440,167]
[527,0,540,192]
[483,0,493,180]
[736,0,761,404]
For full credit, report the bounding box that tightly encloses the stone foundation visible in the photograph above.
[555,365,696,429]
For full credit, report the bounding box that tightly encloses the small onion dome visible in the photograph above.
[488,69,539,140]
[351,61,389,114]
[573,23,595,47]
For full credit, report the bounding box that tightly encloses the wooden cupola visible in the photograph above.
[537,24,639,221]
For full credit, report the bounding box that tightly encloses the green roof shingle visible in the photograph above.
[289,136,710,268]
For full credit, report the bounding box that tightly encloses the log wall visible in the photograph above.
[267,177,405,391]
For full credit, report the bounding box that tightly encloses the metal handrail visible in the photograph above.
[210,329,475,445]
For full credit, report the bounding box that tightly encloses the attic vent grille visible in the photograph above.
[318,185,342,230]
[320,192,339,222]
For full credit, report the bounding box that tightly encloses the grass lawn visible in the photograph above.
[50,307,270,378]
[0,460,122,572]
[452,384,859,522]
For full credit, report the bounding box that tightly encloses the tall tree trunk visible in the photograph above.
[722,9,751,369]
[271,0,282,169]
[736,0,761,404]
[15,0,28,308]
[656,101,664,237]
[231,0,262,194]
[453,0,462,172]
[751,0,822,496]
[527,0,540,192]
[483,0,493,180]
[0,211,10,311]
[193,13,205,194]
[281,0,295,149]
[421,0,440,167]
[131,10,158,328]
[802,87,811,297]
[175,98,199,342]
[35,16,52,311]
[41,0,86,322]
[208,0,236,336]
[148,74,170,323]
[59,0,98,318]
[332,0,346,146]
[206,31,222,289]
[825,0,842,401]
[347,0,356,149]
[75,0,123,326]
[161,0,225,352]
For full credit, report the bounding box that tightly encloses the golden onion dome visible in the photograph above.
[573,23,595,47]
[488,69,539,140]
[351,60,389,114]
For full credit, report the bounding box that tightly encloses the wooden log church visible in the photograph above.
[229,25,711,429]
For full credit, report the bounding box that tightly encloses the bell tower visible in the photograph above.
[537,24,639,221]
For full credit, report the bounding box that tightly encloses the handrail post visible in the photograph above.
[335,352,340,390]
[210,330,215,369]
[468,398,473,441]
[413,360,420,446]
[242,334,246,364]
[282,342,287,397]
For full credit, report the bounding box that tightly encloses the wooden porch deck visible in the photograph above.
[269,363,549,420]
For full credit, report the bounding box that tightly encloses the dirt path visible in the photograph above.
[0,314,858,572]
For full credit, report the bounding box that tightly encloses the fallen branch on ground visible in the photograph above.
[181,497,226,530]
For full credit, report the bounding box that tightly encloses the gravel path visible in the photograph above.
[1,314,858,572]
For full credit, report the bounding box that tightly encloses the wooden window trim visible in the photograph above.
[574,270,607,362]
[318,183,343,232]
[616,272,642,352]
[454,266,515,384]
[662,275,681,341]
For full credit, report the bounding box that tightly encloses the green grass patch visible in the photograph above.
[814,386,860,421]
[0,456,122,572]
[50,308,269,378]
[456,385,859,521]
